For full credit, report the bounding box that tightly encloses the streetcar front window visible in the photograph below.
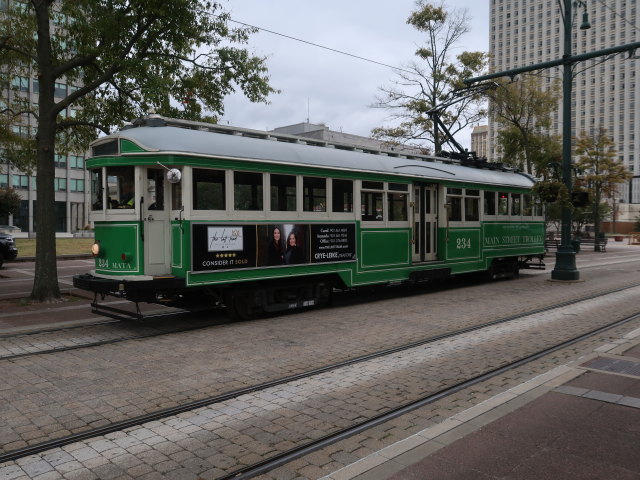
[147,169,164,210]
[106,166,135,209]
[90,168,104,211]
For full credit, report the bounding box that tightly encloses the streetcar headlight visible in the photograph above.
[91,242,100,257]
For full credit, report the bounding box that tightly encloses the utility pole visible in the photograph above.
[464,1,640,281]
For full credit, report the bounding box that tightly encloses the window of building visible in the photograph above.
[234,171,263,211]
[69,155,84,169]
[54,82,67,98]
[70,178,84,192]
[0,174,7,188]
[11,76,29,93]
[54,177,66,191]
[332,179,353,213]
[303,176,326,212]
[193,168,225,210]
[270,174,296,211]
[54,154,67,168]
[12,175,29,189]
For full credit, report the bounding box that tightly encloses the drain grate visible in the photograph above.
[582,357,640,377]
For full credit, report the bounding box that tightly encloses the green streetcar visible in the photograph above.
[73,115,545,319]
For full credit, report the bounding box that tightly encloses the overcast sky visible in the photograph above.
[219,1,489,148]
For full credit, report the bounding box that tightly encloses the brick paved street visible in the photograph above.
[0,245,640,479]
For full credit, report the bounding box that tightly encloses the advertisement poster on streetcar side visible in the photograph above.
[191,223,356,272]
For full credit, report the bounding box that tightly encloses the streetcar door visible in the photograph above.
[143,168,171,275]
[412,184,438,262]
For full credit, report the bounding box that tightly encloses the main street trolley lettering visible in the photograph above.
[74,116,545,319]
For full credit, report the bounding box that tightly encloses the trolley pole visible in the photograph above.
[464,1,640,281]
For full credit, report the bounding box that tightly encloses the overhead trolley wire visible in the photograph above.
[226,17,416,75]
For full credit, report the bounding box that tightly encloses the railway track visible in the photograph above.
[0,308,227,360]
[220,309,640,480]
[1,281,639,468]
[1,251,638,361]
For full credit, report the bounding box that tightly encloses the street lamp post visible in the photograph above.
[551,0,589,280]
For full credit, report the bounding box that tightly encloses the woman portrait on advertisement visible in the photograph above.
[284,231,305,265]
[266,226,284,266]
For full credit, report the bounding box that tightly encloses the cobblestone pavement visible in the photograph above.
[0,314,230,360]
[2,276,640,479]
[1,246,640,479]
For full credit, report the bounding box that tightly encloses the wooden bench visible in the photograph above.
[578,237,607,252]
[544,237,607,252]
[544,238,559,250]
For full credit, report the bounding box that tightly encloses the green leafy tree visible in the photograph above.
[0,187,21,217]
[574,128,632,250]
[0,0,276,302]
[371,1,487,153]
[488,75,561,175]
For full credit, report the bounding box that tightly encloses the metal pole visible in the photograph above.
[551,0,580,280]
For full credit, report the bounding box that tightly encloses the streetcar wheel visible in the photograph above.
[225,290,261,320]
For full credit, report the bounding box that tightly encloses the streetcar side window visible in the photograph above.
[193,168,225,210]
[446,188,462,221]
[270,174,296,211]
[498,192,509,215]
[388,183,408,221]
[511,193,521,216]
[483,191,496,216]
[361,191,384,221]
[303,176,326,212]
[90,168,104,211]
[106,166,134,209]
[234,171,263,211]
[332,179,353,213]
[523,194,533,216]
[464,189,480,222]
[171,171,182,210]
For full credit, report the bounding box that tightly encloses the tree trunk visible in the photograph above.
[30,2,61,302]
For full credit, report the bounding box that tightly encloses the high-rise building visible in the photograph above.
[471,125,489,159]
[489,0,640,216]
[0,1,91,237]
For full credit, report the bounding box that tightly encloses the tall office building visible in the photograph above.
[489,0,640,219]
[0,1,90,236]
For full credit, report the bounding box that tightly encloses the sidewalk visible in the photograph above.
[322,309,640,479]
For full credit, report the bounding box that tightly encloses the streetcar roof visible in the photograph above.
[92,122,535,188]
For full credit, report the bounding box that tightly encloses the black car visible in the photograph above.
[0,232,18,268]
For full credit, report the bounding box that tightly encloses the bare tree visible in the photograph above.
[372,1,487,153]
